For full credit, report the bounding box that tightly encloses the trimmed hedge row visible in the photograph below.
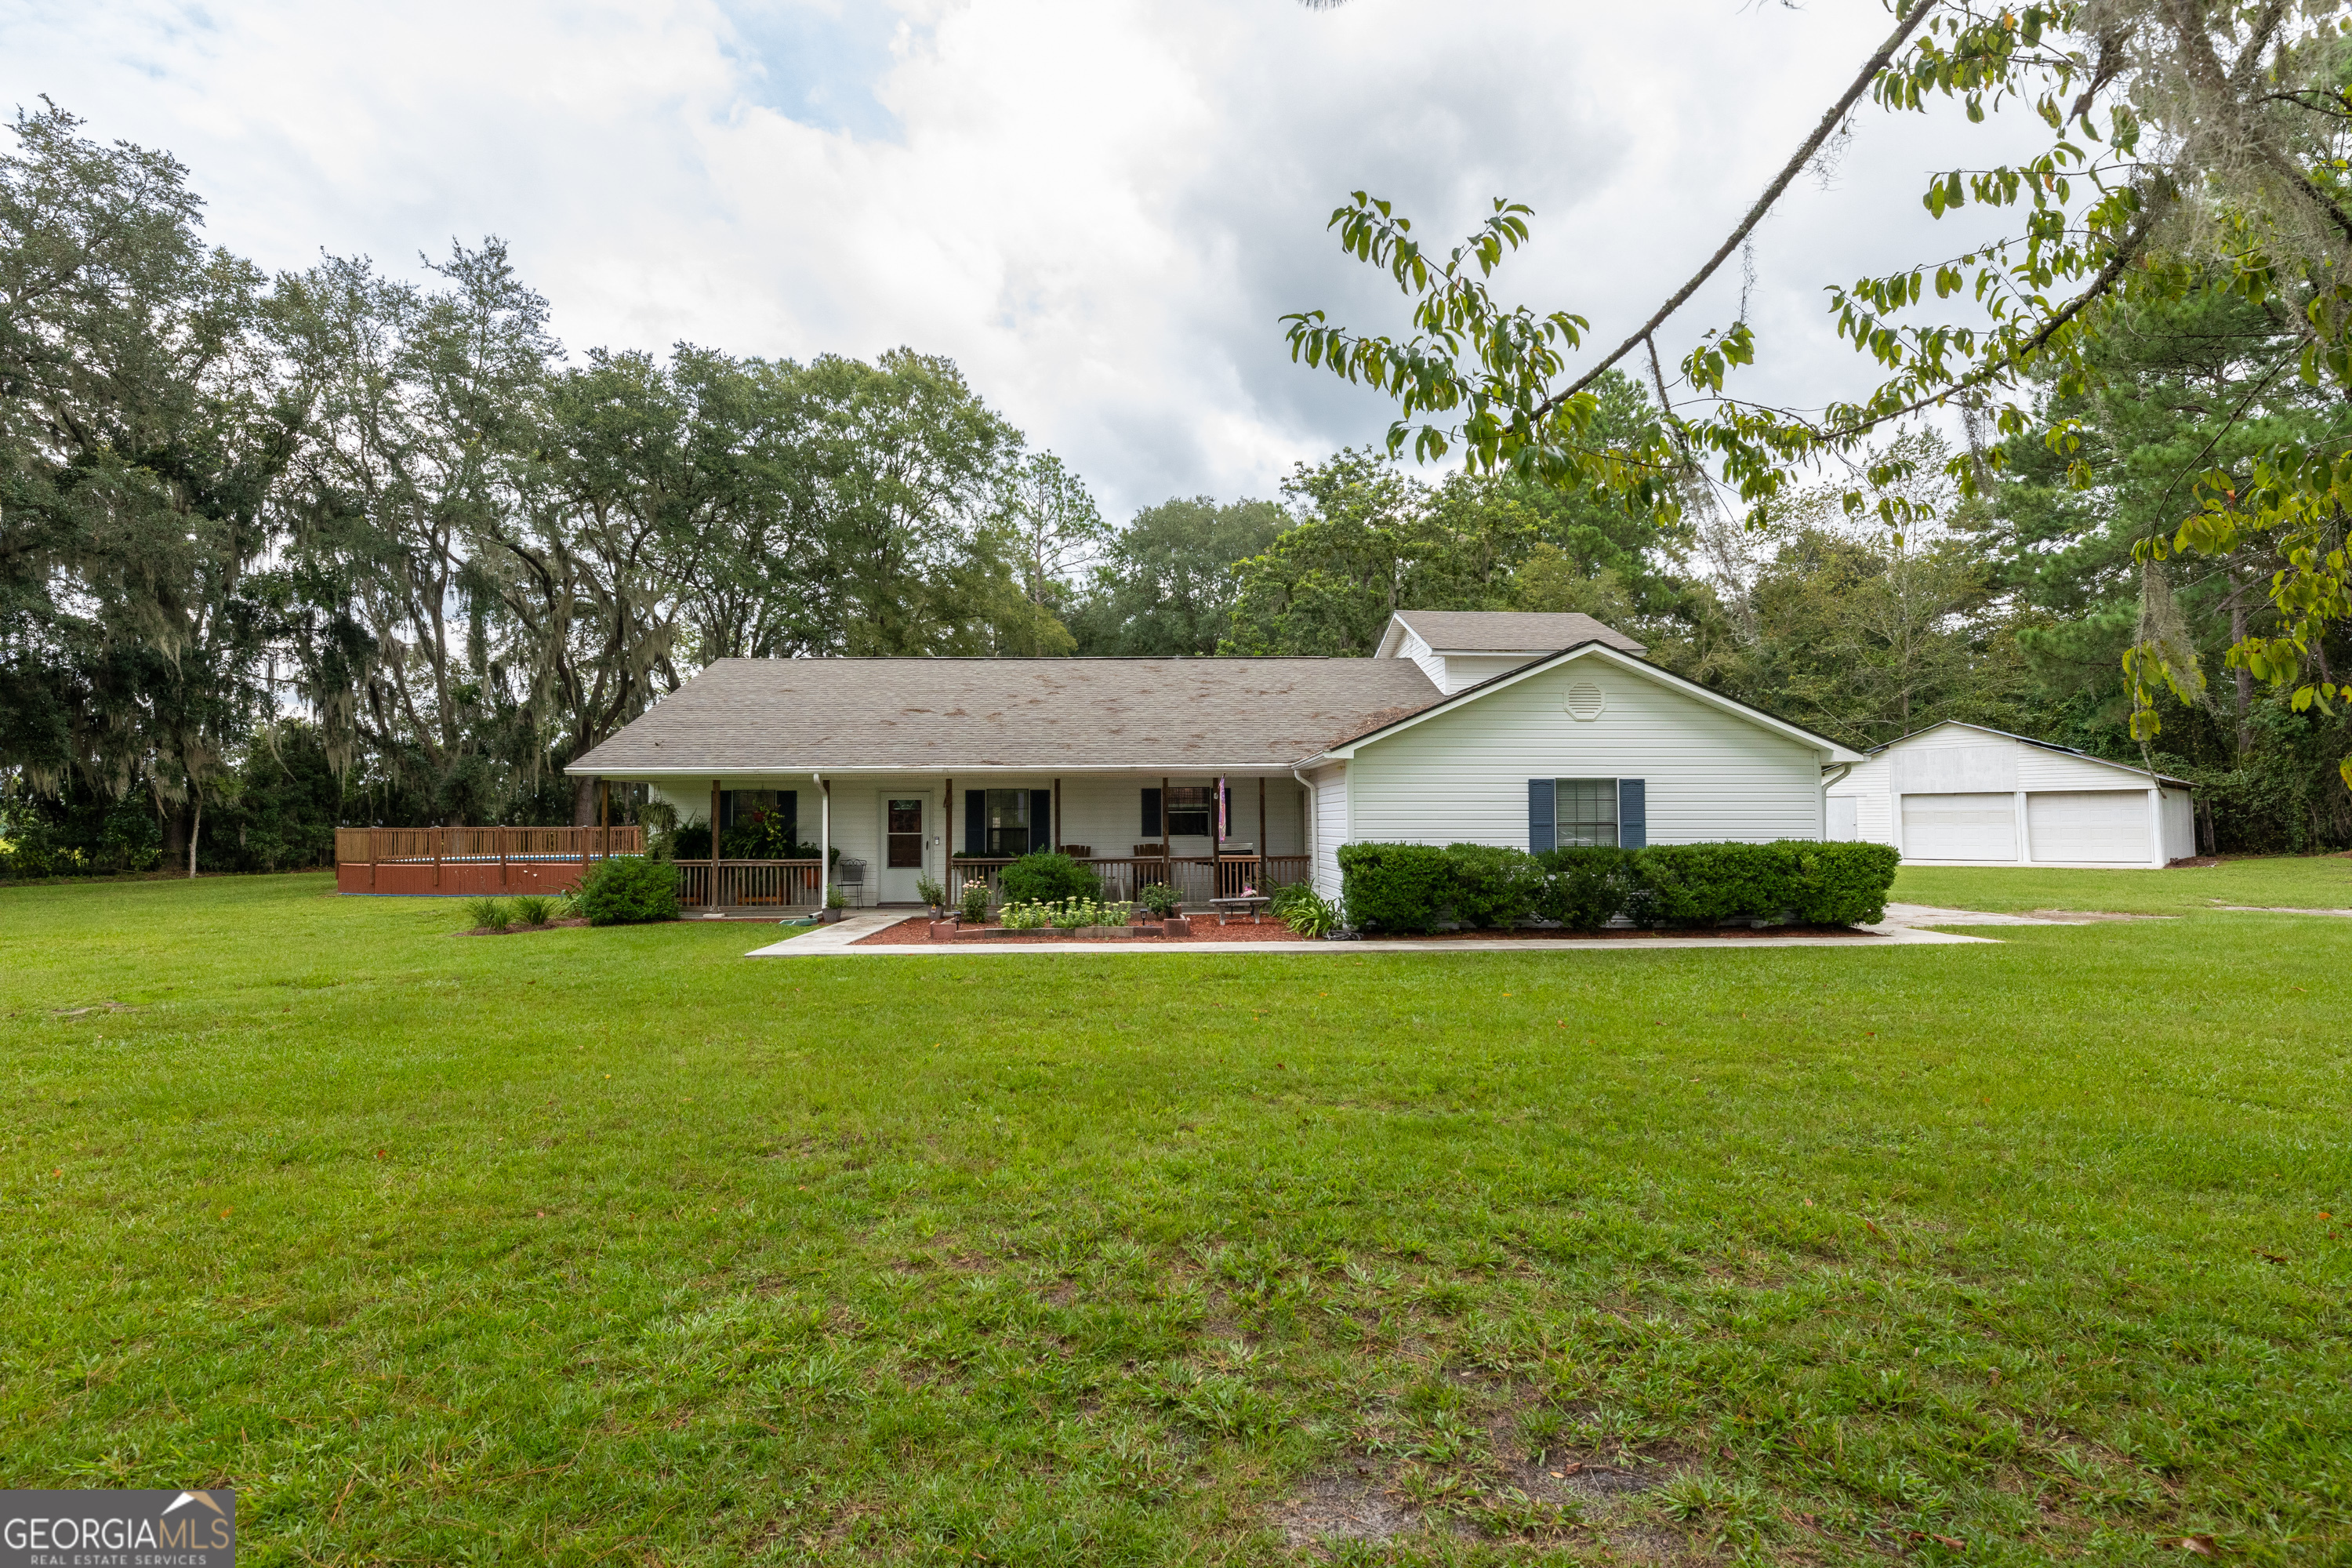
[1334,840,1900,932]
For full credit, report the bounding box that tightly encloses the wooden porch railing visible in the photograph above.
[335,826,644,864]
[950,854,1309,906]
[673,859,823,911]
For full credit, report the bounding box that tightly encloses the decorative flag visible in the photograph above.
[1218,776,1228,840]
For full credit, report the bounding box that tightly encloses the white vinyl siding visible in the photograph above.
[1311,765,1348,898]
[2162,785,2195,860]
[1346,662,1823,848]
[1902,793,2018,861]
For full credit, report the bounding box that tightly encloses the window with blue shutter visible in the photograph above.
[1552,779,1619,847]
[1527,779,1555,853]
[1617,779,1646,848]
[965,790,986,858]
[1030,789,1054,853]
[1142,787,1162,837]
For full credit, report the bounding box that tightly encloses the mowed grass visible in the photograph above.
[1896,853,2352,916]
[0,867,2346,1567]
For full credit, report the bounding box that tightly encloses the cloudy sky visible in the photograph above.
[5,0,2033,520]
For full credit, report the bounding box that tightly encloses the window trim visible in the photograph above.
[1553,776,1620,848]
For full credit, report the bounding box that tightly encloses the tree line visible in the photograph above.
[5,94,2347,880]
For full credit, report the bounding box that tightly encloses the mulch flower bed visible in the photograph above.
[856,916,1302,945]
[854,916,1875,946]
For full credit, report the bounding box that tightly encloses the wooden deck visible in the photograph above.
[333,826,644,894]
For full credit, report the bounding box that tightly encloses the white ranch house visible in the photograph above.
[564,611,1872,914]
[1825,720,2195,868]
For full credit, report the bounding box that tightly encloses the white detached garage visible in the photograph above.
[1825,721,2194,868]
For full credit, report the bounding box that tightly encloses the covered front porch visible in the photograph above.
[633,769,1316,915]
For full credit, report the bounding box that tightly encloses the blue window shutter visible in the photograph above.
[1618,779,1646,849]
[1031,789,1054,853]
[779,790,798,848]
[1528,779,1555,853]
[1142,787,1161,836]
[964,789,985,858]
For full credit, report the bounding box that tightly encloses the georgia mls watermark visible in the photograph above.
[1,1490,234,1568]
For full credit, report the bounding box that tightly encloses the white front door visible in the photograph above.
[878,792,933,903]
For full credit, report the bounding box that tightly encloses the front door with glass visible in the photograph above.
[879,793,931,904]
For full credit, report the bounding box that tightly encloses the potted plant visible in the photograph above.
[822,886,847,924]
[916,873,949,920]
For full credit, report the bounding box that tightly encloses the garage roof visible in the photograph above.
[1871,721,2192,788]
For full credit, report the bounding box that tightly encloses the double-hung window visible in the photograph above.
[1554,779,1620,848]
[1164,786,1214,838]
[982,789,1030,858]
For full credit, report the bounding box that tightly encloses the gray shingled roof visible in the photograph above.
[1394,609,1646,655]
[568,658,1446,774]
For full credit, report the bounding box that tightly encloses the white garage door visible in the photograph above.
[1900,793,2016,861]
[2027,790,2151,865]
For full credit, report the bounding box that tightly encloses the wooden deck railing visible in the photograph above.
[673,859,822,911]
[951,854,1309,906]
[336,828,1305,912]
[335,826,644,864]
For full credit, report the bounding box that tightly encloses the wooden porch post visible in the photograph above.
[944,777,953,898]
[1258,776,1267,858]
[1211,776,1221,900]
[1160,777,1169,855]
[1053,777,1062,853]
[498,823,508,889]
[710,779,722,909]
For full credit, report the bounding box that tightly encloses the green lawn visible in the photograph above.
[1894,853,2352,916]
[1,865,2346,1566]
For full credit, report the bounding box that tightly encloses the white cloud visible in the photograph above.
[4,0,2049,518]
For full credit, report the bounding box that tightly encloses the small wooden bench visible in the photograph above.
[1207,894,1272,926]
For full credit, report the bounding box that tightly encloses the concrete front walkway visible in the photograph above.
[745,911,1996,957]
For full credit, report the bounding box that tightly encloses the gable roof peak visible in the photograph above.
[1383,608,1646,656]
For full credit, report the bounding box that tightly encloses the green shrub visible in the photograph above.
[997,851,1102,906]
[1136,881,1183,918]
[575,855,680,926]
[1278,887,1341,938]
[466,896,509,932]
[511,894,554,927]
[1786,841,1901,924]
[1338,839,1901,931]
[1628,842,1795,927]
[1335,843,1452,933]
[1626,840,1900,928]
[1530,846,1633,930]
[1443,843,1541,928]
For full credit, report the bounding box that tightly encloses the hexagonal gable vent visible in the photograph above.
[1565,681,1606,720]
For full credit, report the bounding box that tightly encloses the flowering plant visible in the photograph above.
[1000,898,1132,931]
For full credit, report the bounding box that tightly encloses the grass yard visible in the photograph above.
[1,862,2347,1566]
